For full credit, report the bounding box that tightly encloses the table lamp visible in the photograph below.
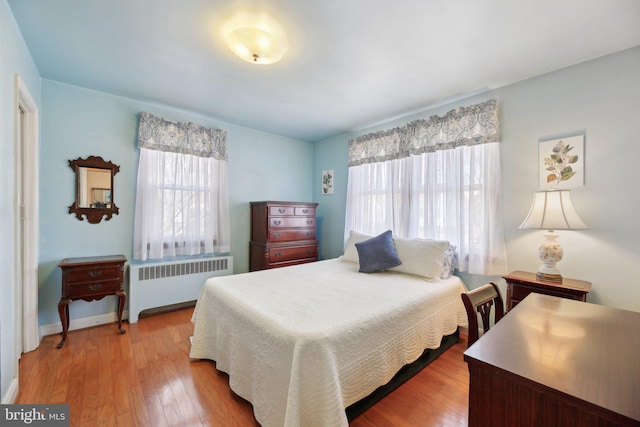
[519,190,587,283]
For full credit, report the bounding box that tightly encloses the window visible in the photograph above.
[133,113,230,261]
[344,100,507,275]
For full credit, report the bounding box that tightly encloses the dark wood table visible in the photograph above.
[464,293,640,427]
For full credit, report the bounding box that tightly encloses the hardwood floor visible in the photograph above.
[16,307,470,426]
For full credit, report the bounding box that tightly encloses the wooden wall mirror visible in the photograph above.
[68,156,120,224]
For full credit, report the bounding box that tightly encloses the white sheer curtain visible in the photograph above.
[133,112,230,261]
[344,100,507,275]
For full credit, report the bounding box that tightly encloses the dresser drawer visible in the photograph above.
[268,259,317,269]
[294,206,315,216]
[269,206,295,216]
[270,217,316,228]
[267,205,315,216]
[66,279,121,298]
[67,265,121,283]
[270,229,316,242]
[269,245,318,262]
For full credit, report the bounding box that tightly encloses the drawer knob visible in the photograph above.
[274,220,282,225]
[306,220,313,225]
[306,231,312,236]
[302,209,309,214]
[278,208,285,213]
[273,232,281,238]
[307,249,314,254]
[88,284,103,292]
[274,252,281,258]
[88,270,103,278]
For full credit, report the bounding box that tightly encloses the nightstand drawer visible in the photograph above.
[66,279,121,298]
[512,283,586,301]
[509,284,533,302]
[67,265,121,283]
[504,270,591,311]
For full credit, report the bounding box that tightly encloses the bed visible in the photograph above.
[189,233,468,427]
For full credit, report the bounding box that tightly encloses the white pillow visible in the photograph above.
[340,230,449,279]
[389,236,449,280]
[339,230,372,263]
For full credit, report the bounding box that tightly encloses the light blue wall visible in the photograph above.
[312,138,349,259]
[0,0,41,402]
[38,80,314,326]
[313,46,640,312]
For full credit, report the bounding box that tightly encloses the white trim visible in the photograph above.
[13,74,40,358]
[1,378,19,404]
[39,311,130,338]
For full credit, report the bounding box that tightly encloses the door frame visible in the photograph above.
[14,74,39,359]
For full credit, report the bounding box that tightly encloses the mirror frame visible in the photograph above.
[68,156,120,224]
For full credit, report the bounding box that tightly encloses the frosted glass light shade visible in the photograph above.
[220,10,288,65]
[227,27,285,64]
[519,190,587,283]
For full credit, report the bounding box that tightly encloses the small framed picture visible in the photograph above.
[322,169,334,195]
[539,135,584,189]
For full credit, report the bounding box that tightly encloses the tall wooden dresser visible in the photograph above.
[249,201,318,271]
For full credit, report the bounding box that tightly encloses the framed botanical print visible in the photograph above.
[322,169,334,194]
[539,134,584,189]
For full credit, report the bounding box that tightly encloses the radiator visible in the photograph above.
[128,255,233,323]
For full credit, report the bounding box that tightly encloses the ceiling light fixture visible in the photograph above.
[228,27,280,64]
[221,12,288,65]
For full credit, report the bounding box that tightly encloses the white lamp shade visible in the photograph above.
[519,190,587,230]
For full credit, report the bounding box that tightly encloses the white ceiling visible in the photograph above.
[8,0,640,142]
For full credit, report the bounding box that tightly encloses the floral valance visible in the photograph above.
[348,99,499,166]
[137,112,227,160]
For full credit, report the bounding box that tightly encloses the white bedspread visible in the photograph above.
[189,259,468,427]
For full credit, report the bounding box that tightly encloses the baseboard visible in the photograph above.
[39,310,129,337]
[1,378,19,404]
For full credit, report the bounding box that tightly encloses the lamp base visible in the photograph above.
[536,271,563,283]
[536,230,564,283]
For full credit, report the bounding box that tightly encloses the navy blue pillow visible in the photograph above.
[355,230,402,273]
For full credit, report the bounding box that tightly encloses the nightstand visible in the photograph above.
[504,270,591,311]
[57,255,127,348]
